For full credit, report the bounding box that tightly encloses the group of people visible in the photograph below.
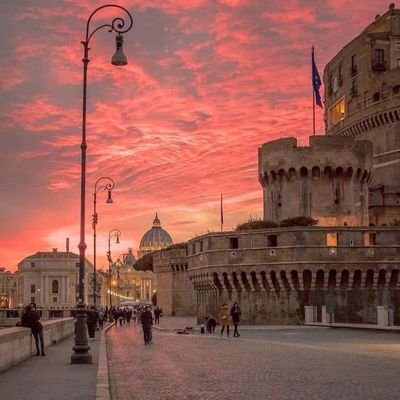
[202,302,242,337]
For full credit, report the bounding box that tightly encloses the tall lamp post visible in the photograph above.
[107,229,121,309]
[72,4,133,365]
[92,177,115,307]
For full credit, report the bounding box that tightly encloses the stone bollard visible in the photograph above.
[304,306,315,323]
[377,306,389,327]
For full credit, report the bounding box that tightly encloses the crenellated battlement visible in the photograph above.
[258,136,373,226]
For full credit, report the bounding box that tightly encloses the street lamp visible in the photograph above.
[107,229,121,310]
[72,5,133,365]
[92,177,115,307]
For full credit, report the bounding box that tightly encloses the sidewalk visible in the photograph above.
[0,334,100,400]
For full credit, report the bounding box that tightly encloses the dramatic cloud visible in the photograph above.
[0,0,383,271]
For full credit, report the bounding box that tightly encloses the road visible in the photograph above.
[107,324,400,400]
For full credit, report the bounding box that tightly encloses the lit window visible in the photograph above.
[363,232,376,246]
[326,233,338,247]
[329,98,345,128]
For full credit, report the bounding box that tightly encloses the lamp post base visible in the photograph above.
[71,303,92,364]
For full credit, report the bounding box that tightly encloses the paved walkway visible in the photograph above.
[107,323,400,400]
[0,334,100,400]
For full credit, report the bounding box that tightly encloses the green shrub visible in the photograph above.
[236,217,278,231]
[133,252,154,271]
[280,216,318,227]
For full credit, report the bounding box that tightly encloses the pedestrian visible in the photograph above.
[218,303,230,337]
[126,308,132,325]
[230,302,242,337]
[21,303,45,356]
[141,305,153,345]
[98,308,105,330]
[133,308,137,324]
[117,308,124,326]
[86,306,99,340]
[205,315,217,333]
[154,307,161,325]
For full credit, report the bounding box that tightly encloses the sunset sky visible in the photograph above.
[0,0,386,272]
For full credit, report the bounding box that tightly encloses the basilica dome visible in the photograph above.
[137,213,173,259]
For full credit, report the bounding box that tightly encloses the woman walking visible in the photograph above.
[230,302,242,337]
[218,303,230,337]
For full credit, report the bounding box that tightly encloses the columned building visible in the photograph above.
[102,249,157,307]
[16,245,94,308]
[0,267,17,308]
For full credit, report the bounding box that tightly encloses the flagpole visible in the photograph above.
[312,46,316,136]
[220,193,223,232]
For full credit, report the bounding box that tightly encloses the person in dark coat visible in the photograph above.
[21,303,45,356]
[86,306,99,340]
[141,306,153,345]
[154,307,161,325]
[230,302,242,337]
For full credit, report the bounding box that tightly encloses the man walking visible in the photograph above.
[141,306,153,345]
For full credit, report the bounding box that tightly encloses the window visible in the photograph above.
[329,98,345,127]
[52,280,59,294]
[229,237,239,249]
[372,49,385,70]
[53,297,58,303]
[351,55,357,75]
[192,244,196,254]
[30,262,36,268]
[374,49,384,64]
[31,297,35,303]
[363,232,376,246]
[199,241,203,252]
[396,40,400,51]
[30,284,36,294]
[326,233,338,247]
[338,65,343,85]
[351,80,357,97]
[267,235,278,247]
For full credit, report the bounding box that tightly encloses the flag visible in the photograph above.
[220,194,224,230]
[312,47,323,108]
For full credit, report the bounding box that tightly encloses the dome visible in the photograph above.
[138,213,173,259]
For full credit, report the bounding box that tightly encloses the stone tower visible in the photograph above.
[258,136,373,226]
[323,4,400,224]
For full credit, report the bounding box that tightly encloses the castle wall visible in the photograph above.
[258,136,373,226]
[187,228,400,324]
[153,249,196,317]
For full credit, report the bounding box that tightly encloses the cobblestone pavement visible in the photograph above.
[107,324,400,400]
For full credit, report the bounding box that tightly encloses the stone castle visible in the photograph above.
[153,4,400,324]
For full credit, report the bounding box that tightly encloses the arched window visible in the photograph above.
[52,280,59,294]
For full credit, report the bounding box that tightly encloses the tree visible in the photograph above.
[280,216,318,227]
[133,252,154,271]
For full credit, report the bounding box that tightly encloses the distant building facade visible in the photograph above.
[137,213,173,259]
[0,267,16,308]
[323,3,400,224]
[16,246,94,308]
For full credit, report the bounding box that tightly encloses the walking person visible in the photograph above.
[230,302,242,337]
[86,306,99,340]
[141,306,153,345]
[21,303,45,356]
[219,303,230,337]
[154,307,161,325]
